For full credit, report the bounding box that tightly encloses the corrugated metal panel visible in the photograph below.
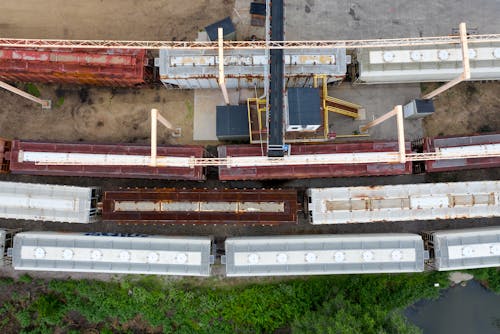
[102,188,297,225]
[431,227,500,271]
[158,48,346,89]
[218,142,412,180]
[358,42,500,83]
[0,230,5,262]
[12,232,212,276]
[8,140,205,180]
[224,233,425,276]
[0,181,99,223]
[308,181,500,225]
[0,47,147,87]
[424,133,500,172]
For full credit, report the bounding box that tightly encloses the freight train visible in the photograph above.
[0,43,499,87]
[1,227,499,277]
[1,133,499,181]
[1,180,499,226]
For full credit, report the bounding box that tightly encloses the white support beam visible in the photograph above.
[395,105,406,164]
[218,28,230,105]
[0,81,51,109]
[360,107,398,133]
[422,22,471,99]
[150,108,158,167]
[0,33,498,50]
[22,143,500,167]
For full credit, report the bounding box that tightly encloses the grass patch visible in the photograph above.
[184,99,194,120]
[18,274,33,284]
[55,96,65,108]
[25,83,41,98]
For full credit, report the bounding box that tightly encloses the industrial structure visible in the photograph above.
[0,181,100,224]
[307,181,500,225]
[424,227,500,271]
[0,2,499,279]
[223,234,426,276]
[12,232,213,276]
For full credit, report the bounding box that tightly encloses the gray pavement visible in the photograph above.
[285,0,500,40]
[328,83,424,141]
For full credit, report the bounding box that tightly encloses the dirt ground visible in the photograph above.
[0,0,234,40]
[422,82,500,137]
[0,84,195,145]
[0,0,235,145]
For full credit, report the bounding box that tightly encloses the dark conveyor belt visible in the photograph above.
[268,0,285,157]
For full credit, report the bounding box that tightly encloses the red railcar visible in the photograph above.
[7,140,205,180]
[0,47,147,86]
[424,133,500,173]
[218,142,413,180]
[102,188,298,225]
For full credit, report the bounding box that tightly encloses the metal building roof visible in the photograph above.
[358,42,500,83]
[216,104,250,141]
[224,234,425,276]
[431,227,500,271]
[12,232,212,276]
[0,181,99,224]
[286,87,321,128]
[156,48,346,89]
[308,181,500,225]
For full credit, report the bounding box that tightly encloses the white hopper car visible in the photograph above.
[11,232,213,276]
[307,181,500,225]
[0,181,100,224]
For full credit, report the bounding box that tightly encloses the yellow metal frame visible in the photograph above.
[247,97,267,144]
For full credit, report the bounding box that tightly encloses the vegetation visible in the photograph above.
[24,83,41,98]
[0,268,497,333]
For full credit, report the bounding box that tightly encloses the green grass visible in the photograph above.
[24,83,41,98]
[1,268,499,333]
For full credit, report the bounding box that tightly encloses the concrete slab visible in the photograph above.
[193,89,258,141]
[285,0,500,40]
[327,83,424,141]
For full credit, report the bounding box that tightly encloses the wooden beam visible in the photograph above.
[422,22,470,99]
[360,107,398,132]
[395,105,406,164]
[150,108,158,167]
[0,81,51,109]
[218,28,230,105]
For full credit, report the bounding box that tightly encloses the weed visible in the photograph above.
[18,274,33,284]
[25,83,41,98]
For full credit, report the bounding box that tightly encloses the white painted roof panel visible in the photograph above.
[431,227,500,271]
[0,181,98,223]
[12,232,212,276]
[225,234,425,276]
[308,181,500,225]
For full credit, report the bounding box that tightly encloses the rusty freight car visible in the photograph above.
[102,188,298,225]
[7,140,205,180]
[0,47,148,86]
[217,141,413,180]
[423,133,500,173]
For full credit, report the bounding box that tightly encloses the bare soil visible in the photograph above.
[0,84,195,145]
[422,82,500,137]
[0,0,234,40]
[0,0,235,145]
